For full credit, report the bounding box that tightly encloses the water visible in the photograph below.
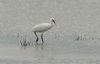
[0,0,100,64]
[0,40,100,64]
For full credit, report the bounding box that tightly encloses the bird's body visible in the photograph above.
[32,18,56,45]
[32,23,53,32]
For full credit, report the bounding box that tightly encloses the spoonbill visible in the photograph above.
[32,18,56,45]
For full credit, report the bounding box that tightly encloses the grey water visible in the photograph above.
[0,0,100,64]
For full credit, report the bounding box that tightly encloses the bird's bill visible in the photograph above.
[52,19,56,25]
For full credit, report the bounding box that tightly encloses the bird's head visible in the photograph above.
[51,18,56,25]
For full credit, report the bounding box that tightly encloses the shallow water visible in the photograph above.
[0,40,100,64]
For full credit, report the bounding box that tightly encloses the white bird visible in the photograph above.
[32,18,56,45]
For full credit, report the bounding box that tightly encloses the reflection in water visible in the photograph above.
[34,44,44,50]
[34,43,48,50]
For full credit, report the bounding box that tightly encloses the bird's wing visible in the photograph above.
[32,23,52,32]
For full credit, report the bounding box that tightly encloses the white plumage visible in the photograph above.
[32,23,53,32]
[32,18,56,45]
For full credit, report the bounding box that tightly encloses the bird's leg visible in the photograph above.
[41,33,44,45]
[34,32,39,45]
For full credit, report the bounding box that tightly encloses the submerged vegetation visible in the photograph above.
[72,32,100,41]
[16,31,100,48]
[16,33,31,48]
[20,37,30,47]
